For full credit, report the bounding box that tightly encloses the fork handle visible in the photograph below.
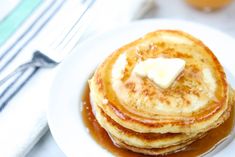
[0,61,35,86]
[0,67,39,111]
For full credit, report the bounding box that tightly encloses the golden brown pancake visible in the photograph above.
[110,134,200,156]
[88,30,234,155]
[90,89,233,155]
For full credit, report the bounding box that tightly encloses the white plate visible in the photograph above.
[48,19,235,157]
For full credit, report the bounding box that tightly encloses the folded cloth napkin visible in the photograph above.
[0,0,155,156]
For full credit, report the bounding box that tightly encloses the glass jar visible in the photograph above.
[185,0,232,11]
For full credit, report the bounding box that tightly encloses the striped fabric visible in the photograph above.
[0,0,43,46]
[0,0,68,156]
[0,0,65,110]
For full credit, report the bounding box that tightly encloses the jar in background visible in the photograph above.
[185,0,232,11]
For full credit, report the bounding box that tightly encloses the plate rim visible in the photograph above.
[47,19,235,157]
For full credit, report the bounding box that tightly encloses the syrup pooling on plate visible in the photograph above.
[82,85,235,157]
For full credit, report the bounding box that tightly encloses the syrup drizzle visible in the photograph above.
[82,85,234,157]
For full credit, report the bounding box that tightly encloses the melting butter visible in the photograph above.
[133,57,185,89]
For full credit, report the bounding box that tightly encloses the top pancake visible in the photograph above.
[89,30,229,134]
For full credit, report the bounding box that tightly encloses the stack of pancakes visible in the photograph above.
[89,30,235,155]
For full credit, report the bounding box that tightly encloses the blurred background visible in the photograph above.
[143,0,235,36]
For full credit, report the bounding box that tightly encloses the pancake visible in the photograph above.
[88,30,234,155]
[91,89,233,153]
[110,134,196,156]
[91,96,203,149]
[109,100,233,156]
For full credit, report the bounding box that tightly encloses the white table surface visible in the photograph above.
[27,0,235,156]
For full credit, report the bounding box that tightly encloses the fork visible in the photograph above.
[0,0,96,111]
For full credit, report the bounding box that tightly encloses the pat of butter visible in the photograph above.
[133,58,185,89]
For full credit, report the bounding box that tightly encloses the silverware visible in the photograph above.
[0,0,66,73]
[0,0,96,111]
